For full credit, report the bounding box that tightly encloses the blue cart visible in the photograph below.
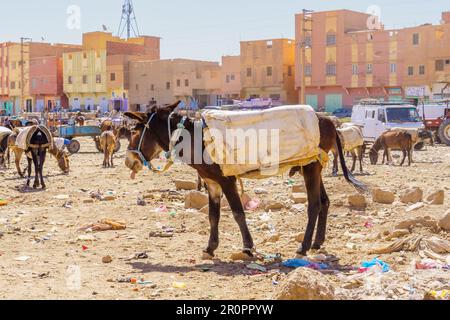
[55,125,118,154]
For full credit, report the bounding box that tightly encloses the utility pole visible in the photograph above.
[20,37,32,113]
[300,9,313,105]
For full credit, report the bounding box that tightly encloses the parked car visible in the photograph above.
[351,100,424,142]
[332,108,353,118]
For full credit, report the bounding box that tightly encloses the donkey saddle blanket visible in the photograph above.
[0,126,13,142]
[16,125,53,150]
[202,105,325,178]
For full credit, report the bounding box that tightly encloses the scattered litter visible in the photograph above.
[79,219,126,232]
[15,256,31,262]
[246,263,267,273]
[0,199,8,206]
[360,258,390,273]
[54,194,69,200]
[154,205,168,213]
[82,245,89,251]
[424,290,449,300]
[173,281,187,289]
[77,234,96,241]
[63,201,73,209]
[245,199,261,211]
[364,221,374,228]
[137,197,146,206]
[126,252,149,261]
[282,259,328,270]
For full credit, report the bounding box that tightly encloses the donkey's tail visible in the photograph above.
[336,133,368,194]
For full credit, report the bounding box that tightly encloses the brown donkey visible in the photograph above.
[124,102,367,258]
[100,130,116,168]
[369,131,413,166]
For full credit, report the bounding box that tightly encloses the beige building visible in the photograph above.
[220,55,241,103]
[129,59,221,111]
[240,38,298,104]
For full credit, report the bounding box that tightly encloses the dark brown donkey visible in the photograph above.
[124,102,367,257]
[25,128,51,189]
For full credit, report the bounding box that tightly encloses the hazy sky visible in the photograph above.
[1,0,448,61]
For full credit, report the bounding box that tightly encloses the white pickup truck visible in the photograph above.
[351,102,424,142]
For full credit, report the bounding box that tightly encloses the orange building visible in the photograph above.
[220,55,241,103]
[240,39,298,105]
[295,10,450,111]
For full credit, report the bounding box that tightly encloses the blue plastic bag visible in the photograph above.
[282,259,328,270]
[361,258,390,273]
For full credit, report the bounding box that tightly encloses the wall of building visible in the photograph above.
[221,55,241,99]
[240,38,298,104]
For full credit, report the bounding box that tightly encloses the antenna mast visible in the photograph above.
[117,0,140,39]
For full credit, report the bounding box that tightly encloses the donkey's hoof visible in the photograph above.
[201,251,215,260]
[296,245,308,257]
[312,243,322,250]
[230,251,255,262]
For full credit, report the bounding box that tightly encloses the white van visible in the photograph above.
[351,101,424,142]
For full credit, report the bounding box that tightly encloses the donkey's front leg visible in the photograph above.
[202,179,222,259]
[222,178,254,256]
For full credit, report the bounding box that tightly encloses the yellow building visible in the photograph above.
[63,32,160,111]
[240,39,298,104]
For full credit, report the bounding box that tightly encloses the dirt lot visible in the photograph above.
[0,138,449,300]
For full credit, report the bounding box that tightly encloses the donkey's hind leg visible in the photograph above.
[26,155,32,187]
[31,150,40,189]
[297,162,322,256]
[39,148,47,189]
[312,177,330,250]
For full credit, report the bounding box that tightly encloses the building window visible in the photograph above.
[68,54,73,60]
[82,75,88,84]
[10,81,15,90]
[150,84,154,91]
[305,64,312,76]
[226,75,230,83]
[166,82,171,90]
[390,63,397,73]
[246,68,252,77]
[436,60,444,71]
[352,64,358,75]
[136,84,139,91]
[408,66,414,76]
[266,66,273,77]
[326,34,336,46]
[304,36,312,48]
[68,76,73,84]
[326,63,336,76]
[413,33,420,45]
[446,59,450,65]
[83,53,87,59]
[419,65,425,75]
[96,75,102,84]
[11,62,16,70]
[177,79,181,87]
[288,66,293,77]
[266,40,273,49]
[96,51,101,58]
[110,73,116,81]
[230,74,235,81]
[270,94,281,101]
[185,79,189,87]
[367,63,373,74]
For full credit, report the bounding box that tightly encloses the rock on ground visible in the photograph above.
[438,210,450,231]
[273,268,335,300]
[372,188,395,204]
[174,180,197,191]
[426,190,445,205]
[185,191,209,210]
[400,187,423,204]
[348,194,367,209]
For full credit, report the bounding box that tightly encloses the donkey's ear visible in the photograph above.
[124,112,148,123]
[167,101,181,112]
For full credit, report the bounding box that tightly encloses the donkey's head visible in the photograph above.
[124,101,180,179]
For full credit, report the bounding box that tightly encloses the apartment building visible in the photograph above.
[240,38,298,105]
[295,10,450,111]
[63,32,160,112]
[0,42,80,114]
[220,55,241,103]
[129,59,221,111]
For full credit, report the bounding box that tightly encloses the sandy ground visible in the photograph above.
[0,137,449,300]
